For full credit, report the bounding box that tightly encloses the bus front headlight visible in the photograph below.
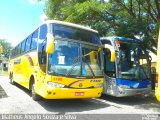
[94,84,103,88]
[47,82,65,88]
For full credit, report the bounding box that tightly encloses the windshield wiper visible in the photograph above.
[134,56,149,79]
[82,57,95,78]
[66,55,96,77]
[66,56,82,76]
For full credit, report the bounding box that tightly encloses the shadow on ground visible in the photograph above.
[38,98,109,113]
[0,85,8,98]
[13,83,110,113]
[101,93,160,112]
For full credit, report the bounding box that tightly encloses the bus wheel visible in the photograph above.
[10,73,15,85]
[31,82,40,101]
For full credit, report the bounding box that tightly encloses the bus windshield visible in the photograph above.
[52,24,100,45]
[48,40,103,78]
[117,42,151,80]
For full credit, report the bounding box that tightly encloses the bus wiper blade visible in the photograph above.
[66,56,82,76]
[83,61,95,78]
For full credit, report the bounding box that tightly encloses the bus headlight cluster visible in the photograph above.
[94,84,103,88]
[47,82,65,88]
[119,85,130,89]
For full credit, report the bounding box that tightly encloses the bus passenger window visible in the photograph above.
[25,35,32,52]
[21,40,26,53]
[38,24,47,73]
[15,47,18,56]
[17,44,21,55]
[31,29,38,50]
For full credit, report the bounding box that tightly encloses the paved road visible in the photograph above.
[0,76,160,114]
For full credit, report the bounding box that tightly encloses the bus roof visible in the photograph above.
[44,20,98,33]
[101,36,142,43]
[11,20,98,51]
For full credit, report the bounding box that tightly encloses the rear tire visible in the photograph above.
[10,73,15,85]
[31,81,41,101]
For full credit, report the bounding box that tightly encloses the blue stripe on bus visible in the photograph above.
[116,78,151,88]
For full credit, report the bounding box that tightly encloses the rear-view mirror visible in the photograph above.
[46,33,54,54]
[104,44,115,62]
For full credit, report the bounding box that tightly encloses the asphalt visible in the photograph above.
[0,85,7,98]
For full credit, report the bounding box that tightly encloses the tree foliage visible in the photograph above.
[0,39,12,59]
[44,0,160,54]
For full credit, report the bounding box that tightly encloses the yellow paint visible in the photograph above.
[155,27,160,102]
[8,51,103,99]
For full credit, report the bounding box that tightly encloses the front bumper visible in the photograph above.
[40,88,102,99]
[105,86,151,97]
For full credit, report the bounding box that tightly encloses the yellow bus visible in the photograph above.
[8,20,104,100]
[155,28,160,102]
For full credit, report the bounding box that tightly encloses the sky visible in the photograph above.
[0,0,45,46]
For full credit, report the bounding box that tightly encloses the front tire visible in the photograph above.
[31,82,41,101]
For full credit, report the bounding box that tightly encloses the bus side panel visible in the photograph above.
[12,57,21,83]
[156,28,160,102]
[21,51,38,89]
[10,51,38,90]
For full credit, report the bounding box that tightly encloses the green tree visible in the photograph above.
[109,0,160,54]
[0,39,12,59]
[44,0,160,54]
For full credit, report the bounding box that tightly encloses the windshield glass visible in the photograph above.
[117,42,151,80]
[81,47,103,77]
[48,40,103,78]
[52,23,100,45]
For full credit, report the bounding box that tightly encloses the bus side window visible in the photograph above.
[21,40,26,54]
[31,29,38,50]
[38,24,47,73]
[17,44,21,55]
[15,46,18,57]
[25,35,32,52]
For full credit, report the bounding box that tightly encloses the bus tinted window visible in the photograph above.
[25,35,32,52]
[39,25,47,40]
[52,24,100,45]
[38,24,47,72]
[15,47,18,56]
[103,48,116,77]
[21,40,26,53]
[17,44,21,55]
[31,29,38,50]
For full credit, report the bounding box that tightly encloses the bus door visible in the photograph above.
[36,24,47,92]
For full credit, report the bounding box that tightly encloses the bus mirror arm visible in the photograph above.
[104,44,115,62]
[46,33,55,54]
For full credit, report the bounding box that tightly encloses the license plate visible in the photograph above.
[75,92,84,96]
